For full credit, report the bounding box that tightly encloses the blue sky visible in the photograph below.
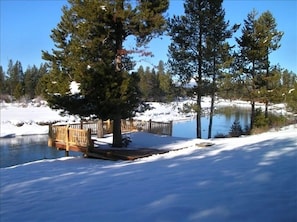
[1,0,296,74]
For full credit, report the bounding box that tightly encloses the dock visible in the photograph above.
[48,119,173,160]
[85,148,170,161]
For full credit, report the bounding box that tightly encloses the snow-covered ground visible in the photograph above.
[1,125,296,221]
[0,98,296,221]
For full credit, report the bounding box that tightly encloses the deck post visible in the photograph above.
[48,123,53,147]
[169,121,173,136]
[97,119,104,138]
[65,125,70,157]
[86,128,93,156]
[149,119,152,133]
[87,128,92,147]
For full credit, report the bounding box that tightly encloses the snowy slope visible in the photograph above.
[1,125,296,221]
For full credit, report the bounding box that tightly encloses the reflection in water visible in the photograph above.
[173,108,250,139]
[0,135,81,168]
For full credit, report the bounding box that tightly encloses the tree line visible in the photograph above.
[2,59,294,107]
[0,60,48,102]
[0,59,178,103]
[1,0,296,144]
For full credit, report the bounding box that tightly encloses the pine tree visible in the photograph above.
[235,10,283,130]
[35,63,49,97]
[157,60,173,102]
[204,0,238,138]
[236,10,265,130]
[6,60,24,100]
[24,65,42,99]
[168,0,236,138]
[0,66,5,95]
[168,0,208,138]
[256,11,283,118]
[42,0,168,147]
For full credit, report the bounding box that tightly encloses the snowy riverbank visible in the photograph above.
[0,97,288,137]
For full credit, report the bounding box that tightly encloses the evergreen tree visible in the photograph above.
[6,60,24,100]
[235,10,266,130]
[156,60,174,102]
[168,0,236,138]
[24,65,40,99]
[282,69,295,90]
[286,81,297,113]
[0,66,5,94]
[168,0,208,138]
[256,11,283,118]
[137,65,148,99]
[235,10,283,130]
[204,0,238,138]
[265,65,282,103]
[42,0,168,147]
[35,63,49,97]
[137,62,173,102]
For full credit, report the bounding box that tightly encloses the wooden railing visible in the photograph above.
[52,119,173,137]
[48,119,173,155]
[48,125,92,155]
[132,120,173,136]
[68,127,91,148]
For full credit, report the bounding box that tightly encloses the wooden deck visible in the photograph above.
[48,122,213,161]
[86,148,170,161]
[48,124,171,160]
[54,141,88,153]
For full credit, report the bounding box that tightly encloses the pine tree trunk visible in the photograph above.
[112,1,124,148]
[265,55,269,119]
[250,101,255,131]
[112,114,122,147]
[196,21,203,139]
[265,100,269,119]
[208,93,215,139]
[196,93,202,139]
[208,56,216,139]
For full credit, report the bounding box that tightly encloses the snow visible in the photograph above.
[1,98,297,221]
[0,102,79,137]
[70,81,81,94]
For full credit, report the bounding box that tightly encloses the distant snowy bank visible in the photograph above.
[0,97,290,138]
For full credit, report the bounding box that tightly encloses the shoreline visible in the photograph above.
[1,97,291,138]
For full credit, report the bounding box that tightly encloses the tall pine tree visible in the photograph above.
[168,0,209,138]
[42,0,168,147]
[236,10,282,130]
[204,0,238,138]
[256,11,283,118]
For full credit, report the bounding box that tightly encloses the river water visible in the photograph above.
[0,109,250,168]
[0,135,81,168]
[173,109,250,138]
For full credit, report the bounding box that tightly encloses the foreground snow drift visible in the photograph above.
[1,125,296,222]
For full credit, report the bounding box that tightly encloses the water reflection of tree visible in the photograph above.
[215,106,250,127]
